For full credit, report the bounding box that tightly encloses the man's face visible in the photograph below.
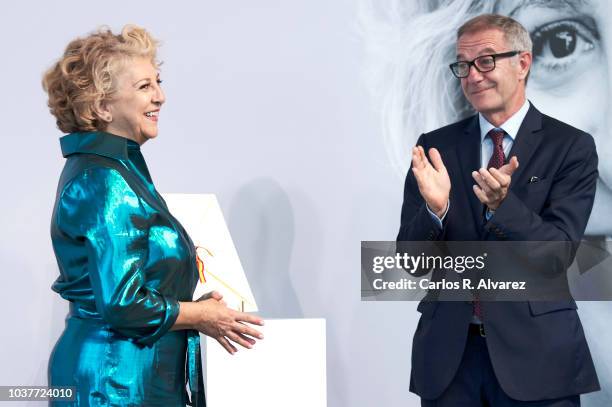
[456,28,529,116]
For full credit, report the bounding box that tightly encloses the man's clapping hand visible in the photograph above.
[472,157,520,210]
[411,146,450,217]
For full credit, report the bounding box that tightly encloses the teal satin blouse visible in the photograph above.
[48,131,205,406]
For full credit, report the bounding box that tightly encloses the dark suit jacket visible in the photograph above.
[397,104,600,401]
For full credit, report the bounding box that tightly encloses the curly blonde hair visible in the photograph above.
[42,25,161,133]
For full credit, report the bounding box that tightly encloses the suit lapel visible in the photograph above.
[505,103,544,189]
[455,115,483,228]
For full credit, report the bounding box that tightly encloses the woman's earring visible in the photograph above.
[105,115,112,123]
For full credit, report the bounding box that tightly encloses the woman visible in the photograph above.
[43,25,263,406]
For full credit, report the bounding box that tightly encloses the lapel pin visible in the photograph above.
[529,176,540,184]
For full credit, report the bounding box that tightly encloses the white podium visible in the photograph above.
[162,194,326,405]
[205,318,327,407]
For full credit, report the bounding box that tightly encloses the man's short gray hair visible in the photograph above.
[457,13,533,53]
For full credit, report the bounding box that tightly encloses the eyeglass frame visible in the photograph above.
[449,51,523,78]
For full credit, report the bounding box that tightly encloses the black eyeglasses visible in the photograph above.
[449,51,522,78]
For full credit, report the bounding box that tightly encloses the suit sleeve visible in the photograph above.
[397,134,447,242]
[486,132,598,242]
[56,167,180,346]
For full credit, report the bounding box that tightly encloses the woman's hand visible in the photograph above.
[171,291,264,354]
[194,293,264,354]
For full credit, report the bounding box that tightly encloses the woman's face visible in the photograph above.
[496,0,612,234]
[104,57,165,145]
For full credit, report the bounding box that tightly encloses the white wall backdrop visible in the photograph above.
[1,1,609,406]
[0,1,420,406]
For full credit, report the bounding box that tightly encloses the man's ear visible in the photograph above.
[518,51,532,81]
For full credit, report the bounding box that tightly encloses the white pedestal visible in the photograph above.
[205,318,327,407]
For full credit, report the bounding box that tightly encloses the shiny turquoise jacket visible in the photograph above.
[48,131,205,406]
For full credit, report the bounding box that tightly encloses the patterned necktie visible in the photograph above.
[487,128,506,169]
[474,128,506,321]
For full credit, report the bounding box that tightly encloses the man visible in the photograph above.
[397,14,600,406]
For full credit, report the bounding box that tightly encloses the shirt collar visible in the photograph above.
[60,131,140,160]
[478,99,530,142]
